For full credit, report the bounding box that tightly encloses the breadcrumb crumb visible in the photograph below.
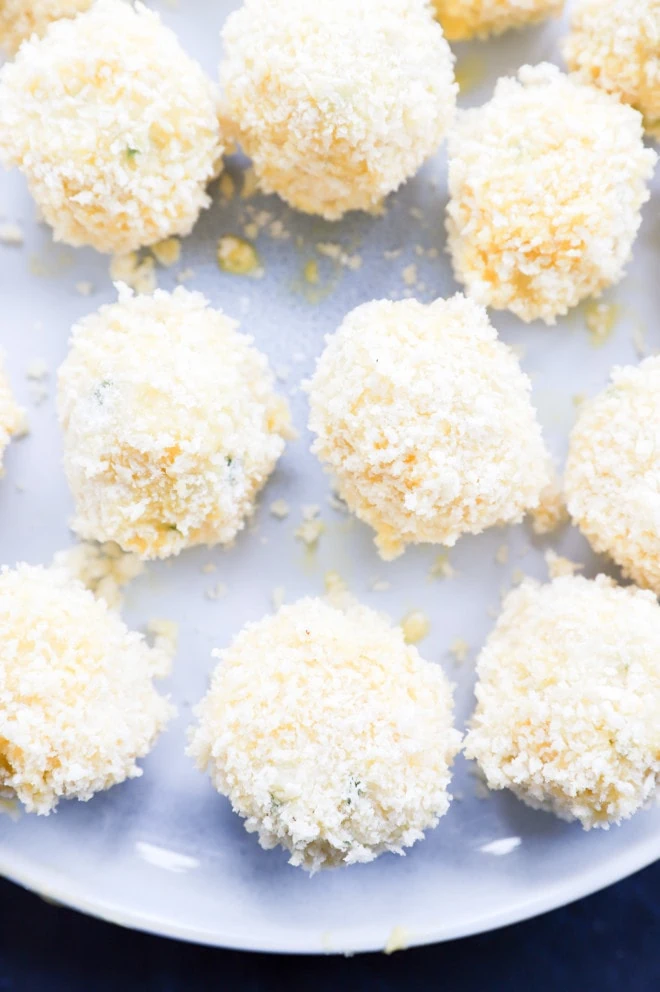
[0,357,26,472]
[52,540,144,609]
[188,597,461,871]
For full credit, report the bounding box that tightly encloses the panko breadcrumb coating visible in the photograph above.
[306,295,550,560]
[564,0,660,139]
[0,564,173,814]
[0,357,25,471]
[57,286,291,560]
[188,597,461,872]
[565,357,660,595]
[433,0,562,40]
[465,575,660,828]
[0,0,223,254]
[446,63,656,324]
[220,0,456,219]
[0,0,92,56]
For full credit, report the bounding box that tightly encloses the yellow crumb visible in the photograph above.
[270,499,290,519]
[219,173,236,200]
[109,253,157,294]
[304,259,319,284]
[151,237,181,267]
[217,235,261,276]
[449,638,469,663]
[545,550,583,580]
[401,610,430,645]
[384,925,410,955]
[585,301,619,347]
[147,618,179,658]
[495,544,509,565]
[429,553,455,580]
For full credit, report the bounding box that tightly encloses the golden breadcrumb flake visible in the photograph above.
[465,575,660,828]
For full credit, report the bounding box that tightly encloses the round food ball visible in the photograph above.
[0,0,92,56]
[0,357,25,470]
[565,357,660,595]
[188,597,461,871]
[564,0,660,139]
[306,295,549,560]
[0,563,173,814]
[446,63,656,324]
[57,286,291,560]
[220,0,457,219]
[433,0,563,40]
[0,0,223,254]
[465,575,660,828]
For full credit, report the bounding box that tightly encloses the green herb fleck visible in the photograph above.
[126,147,140,161]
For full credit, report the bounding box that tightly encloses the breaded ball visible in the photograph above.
[57,286,291,560]
[0,357,25,471]
[188,597,461,872]
[0,0,223,254]
[220,0,457,219]
[0,0,92,56]
[306,295,549,560]
[0,563,173,814]
[564,0,660,139]
[465,575,660,828]
[446,63,656,324]
[433,0,563,40]
[565,357,660,595]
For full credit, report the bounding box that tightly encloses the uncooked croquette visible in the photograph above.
[446,63,656,324]
[220,0,457,219]
[0,0,223,254]
[433,0,562,40]
[0,0,92,55]
[465,575,660,828]
[564,0,660,139]
[57,286,291,560]
[306,295,550,560]
[565,357,660,596]
[188,597,461,871]
[0,563,173,814]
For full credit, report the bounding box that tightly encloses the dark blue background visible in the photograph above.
[0,863,658,990]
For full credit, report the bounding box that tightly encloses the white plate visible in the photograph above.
[0,0,658,955]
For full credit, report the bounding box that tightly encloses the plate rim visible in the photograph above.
[1,827,659,954]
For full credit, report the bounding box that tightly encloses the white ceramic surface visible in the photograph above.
[0,0,659,955]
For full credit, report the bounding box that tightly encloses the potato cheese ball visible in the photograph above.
[433,0,563,40]
[0,357,24,472]
[0,564,173,815]
[446,63,656,324]
[564,0,660,139]
[0,0,223,254]
[465,576,660,829]
[565,357,660,596]
[0,0,92,56]
[188,597,461,872]
[220,0,457,219]
[306,295,550,560]
[57,286,291,560]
